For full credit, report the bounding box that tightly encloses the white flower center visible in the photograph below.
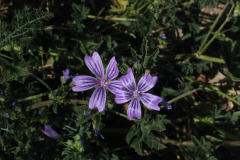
[101,78,108,86]
[133,90,139,98]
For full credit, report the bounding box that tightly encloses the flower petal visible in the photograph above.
[137,73,158,92]
[106,80,126,94]
[72,76,100,92]
[89,86,106,112]
[160,100,172,110]
[114,90,133,104]
[127,98,141,120]
[140,93,161,111]
[42,124,60,140]
[84,52,104,79]
[106,56,119,81]
[62,68,70,76]
[120,68,136,91]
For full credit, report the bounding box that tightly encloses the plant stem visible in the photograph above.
[158,65,240,106]
[162,88,202,106]
[30,73,52,92]
[86,15,138,21]
[16,92,50,102]
[184,107,240,140]
[25,99,88,111]
[198,3,229,53]
[122,52,225,64]
[0,53,13,60]
[100,128,240,146]
[199,4,235,55]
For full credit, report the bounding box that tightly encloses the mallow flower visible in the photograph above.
[42,124,60,140]
[114,68,171,120]
[72,52,123,112]
[84,111,91,115]
[94,127,104,139]
[62,68,73,80]
[161,33,167,40]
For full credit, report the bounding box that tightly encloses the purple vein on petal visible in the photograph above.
[89,86,106,112]
[84,52,104,79]
[106,56,119,81]
[72,76,100,92]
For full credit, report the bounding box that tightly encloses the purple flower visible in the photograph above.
[114,68,170,120]
[94,127,104,139]
[135,61,138,64]
[160,100,172,110]
[79,141,83,145]
[72,52,123,112]
[6,112,9,116]
[12,102,20,109]
[0,89,4,98]
[62,68,73,80]
[161,33,166,40]
[163,17,166,22]
[84,111,91,115]
[41,124,60,140]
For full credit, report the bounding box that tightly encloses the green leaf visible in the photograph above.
[188,136,210,157]
[143,134,166,150]
[131,48,140,62]
[0,49,35,84]
[75,106,99,126]
[131,135,143,155]
[126,128,140,144]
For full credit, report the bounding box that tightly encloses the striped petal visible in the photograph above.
[120,68,136,91]
[127,98,141,120]
[89,86,106,112]
[72,76,100,92]
[137,73,158,92]
[140,93,161,111]
[106,56,119,81]
[114,89,133,104]
[84,52,104,79]
[106,80,126,95]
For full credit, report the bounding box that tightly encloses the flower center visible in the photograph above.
[133,90,139,98]
[101,78,108,86]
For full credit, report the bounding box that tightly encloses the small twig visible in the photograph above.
[0,132,6,151]
[30,73,52,92]
[25,99,88,111]
[198,3,229,53]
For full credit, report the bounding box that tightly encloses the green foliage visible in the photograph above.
[0,7,53,48]
[131,37,159,68]
[0,48,37,84]
[71,2,90,33]
[126,115,170,155]
[188,136,211,158]
[1,0,240,159]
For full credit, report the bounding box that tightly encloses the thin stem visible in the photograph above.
[122,52,225,64]
[198,3,229,53]
[0,132,6,151]
[30,73,52,92]
[86,15,138,21]
[25,99,88,111]
[0,53,13,60]
[16,92,50,102]
[159,65,240,106]
[184,107,240,140]
[99,128,240,146]
[161,88,202,109]
[108,109,130,120]
[199,4,235,55]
